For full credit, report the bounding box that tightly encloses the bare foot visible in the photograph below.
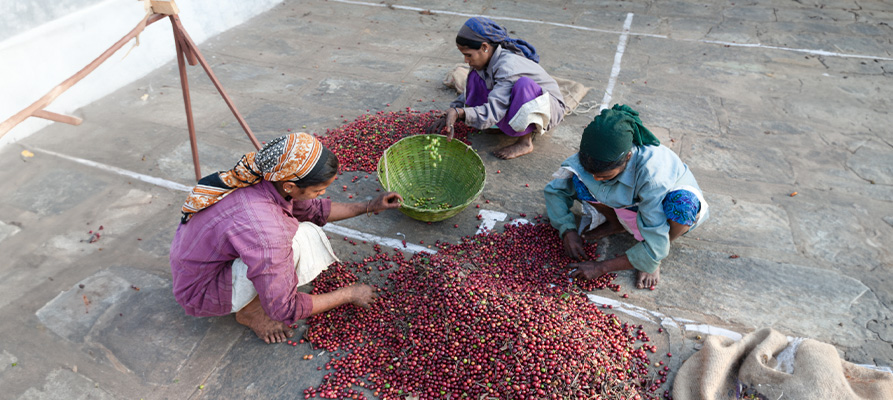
[493,135,534,159]
[636,266,660,289]
[235,296,294,344]
[581,219,626,241]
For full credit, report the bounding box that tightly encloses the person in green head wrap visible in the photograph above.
[543,104,709,289]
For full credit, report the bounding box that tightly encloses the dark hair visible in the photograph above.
[456,35,496,50]
[293,147,339,188]
[579,150,629,174]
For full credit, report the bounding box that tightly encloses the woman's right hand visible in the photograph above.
[348,284,378,308]
[562,230,589,261]
[426,112,449,135]
[425,109,461,140]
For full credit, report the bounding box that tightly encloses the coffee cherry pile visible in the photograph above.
[303,222,662,399]
[317,110,475,172]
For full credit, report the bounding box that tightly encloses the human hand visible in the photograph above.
[368,192,403,213]
[426,112,448,135]
[348,284,379,308]
[562,230,589,261]
[443,107,462,141]
[567,261,602,281]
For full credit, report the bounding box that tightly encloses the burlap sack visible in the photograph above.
[553,76,589,114]
[672,328,893,400]
[443,64,471,94]
[442,64,589,116]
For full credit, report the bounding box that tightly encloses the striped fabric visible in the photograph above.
[181,132,322,223]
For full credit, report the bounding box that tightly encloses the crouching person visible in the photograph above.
[170,133,402,343]
[544,105,708,289]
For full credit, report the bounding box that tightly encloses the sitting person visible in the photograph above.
[170,132,402,344]
[543,105,709,289]
[428,16,567,160]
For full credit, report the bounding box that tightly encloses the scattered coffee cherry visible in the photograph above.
[303,222,660,399]
[318,111,474,172]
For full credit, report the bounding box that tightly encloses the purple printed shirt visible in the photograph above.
[170,180,331,324]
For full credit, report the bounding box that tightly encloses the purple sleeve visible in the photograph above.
[293,292,314,321]
[463,77,513,129]
[228,197,323,324]
[292,198,332,225]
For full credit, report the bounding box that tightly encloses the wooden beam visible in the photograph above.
[32,110,83,126]
[0,13,166,139]
[172,16,262,150]
[150,0,180,15]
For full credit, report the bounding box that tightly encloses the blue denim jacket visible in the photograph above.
[543,145,707,273]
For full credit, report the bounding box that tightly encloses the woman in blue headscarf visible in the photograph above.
[428,17,567,159]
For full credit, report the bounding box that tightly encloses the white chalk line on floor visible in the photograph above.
[32,147,193,192]
[331,0,893,61]
[330,0,645,37]
[30,146,433,254]
[601,13,633,111]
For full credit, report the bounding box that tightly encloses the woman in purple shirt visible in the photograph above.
[170,133,402,344]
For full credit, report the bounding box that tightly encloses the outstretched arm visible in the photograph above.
[309,283,378,316]
[328,192,403,222]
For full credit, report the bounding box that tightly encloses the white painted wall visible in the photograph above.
[0,0,281,147]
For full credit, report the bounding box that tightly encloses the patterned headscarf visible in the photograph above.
[180,132,325,223]
[580,104,660,162]
[457,17,539,63]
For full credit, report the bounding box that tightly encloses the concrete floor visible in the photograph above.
[0,0,891,398]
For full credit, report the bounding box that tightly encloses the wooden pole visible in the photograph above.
[0,14,166,139]
[171,15,262,150]
[171,17,202,181]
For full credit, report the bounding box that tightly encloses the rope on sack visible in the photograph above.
[559,85,600,116]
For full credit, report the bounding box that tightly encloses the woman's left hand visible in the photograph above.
[368,192,403,213]
[442,107,463,141]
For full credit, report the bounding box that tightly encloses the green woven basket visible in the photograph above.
[378,134,486,222]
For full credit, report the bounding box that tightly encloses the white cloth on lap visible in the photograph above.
[231,221,339,313]
[508,91,552,135]
[442,64,590,118]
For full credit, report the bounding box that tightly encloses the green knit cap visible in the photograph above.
[580,104,660,162]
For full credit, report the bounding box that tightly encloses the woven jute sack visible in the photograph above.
[443,64,471,94]
[442,64,589,117]
[672,328,893,400]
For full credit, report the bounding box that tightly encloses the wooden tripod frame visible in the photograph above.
[0,2,262,181]
[168,13,262,180]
